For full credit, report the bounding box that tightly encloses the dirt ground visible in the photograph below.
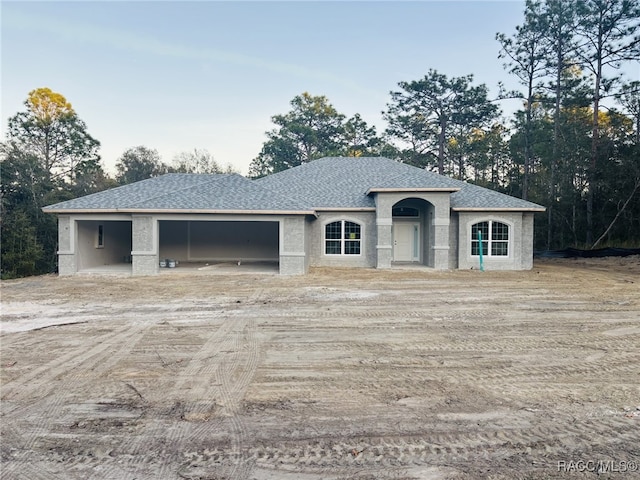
[1,257,639,480]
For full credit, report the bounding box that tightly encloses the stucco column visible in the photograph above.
[280,216,307,275]
[57,215,77,275]
[375,195,393,269]
[131,215,158,276]
[431,198,451,270]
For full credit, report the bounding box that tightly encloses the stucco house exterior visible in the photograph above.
[43,157,545,275]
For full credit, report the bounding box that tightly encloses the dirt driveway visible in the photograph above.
[1,258,639,480]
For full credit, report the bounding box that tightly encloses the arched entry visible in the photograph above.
[391,198,435,266]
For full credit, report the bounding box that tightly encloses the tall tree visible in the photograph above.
[2,88,107,278]
[617,81,640,144]
[574,0,640,244]
[170,148,234,174]
[540,0,580,248]
[342,114,383,157]
[0,143,63,278]
[7,87,101,183]
[384,70,499,174]
[115,146,167,184]
[249,93,346,177]
[496,0,550,199]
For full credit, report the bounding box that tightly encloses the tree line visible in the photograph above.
[1,88,233,278]
[2,0,639,278]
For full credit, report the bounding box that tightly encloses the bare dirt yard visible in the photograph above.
[1,257,639,480]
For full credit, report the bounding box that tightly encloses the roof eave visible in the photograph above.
[451,207,546,212]
[313,207,376,212]
[366,187,461,195]
[42,208,315,215]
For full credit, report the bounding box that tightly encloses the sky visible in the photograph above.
[0,0,599,176]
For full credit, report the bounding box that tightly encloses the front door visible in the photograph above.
[393,223,419,262]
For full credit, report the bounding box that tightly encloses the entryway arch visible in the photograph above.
[391,198,435,267]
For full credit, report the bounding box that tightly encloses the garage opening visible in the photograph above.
[158,220,279,271]
[76,220,133,272]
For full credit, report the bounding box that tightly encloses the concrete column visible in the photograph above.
[375,195,393,269]
[431,198,451,270]
[131,215,158,276]
[521,213,534,270]
[280,216,307,275]
[57,215,77,275]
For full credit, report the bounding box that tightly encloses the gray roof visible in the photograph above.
[258,157,545,211]
[44,157,544,213]
[43,174,311,213]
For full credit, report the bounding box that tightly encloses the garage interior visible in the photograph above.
[158,220,280,271]
[76,220,133,272]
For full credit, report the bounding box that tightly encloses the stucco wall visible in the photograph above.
[132,215,158,276]
[457,211,532,270]
[280,216,306,274]
[521,213,535,270]
[57,216,76,275]
[307,211,377,268]
[448,212,459,269]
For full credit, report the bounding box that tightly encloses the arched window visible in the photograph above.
[325,221,361,255]
[471,221,509,256]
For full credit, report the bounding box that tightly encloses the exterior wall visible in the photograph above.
[307,211,377,268]
[521,213,535,270]
[375,192,451,270]
[280,216,307,275]
[448,212,459,269]
[54,208,536,276]
[57,216,76,275]
[457,211,532,270]
[132,215,158,276]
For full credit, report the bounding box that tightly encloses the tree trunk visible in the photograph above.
[523,72,534,201]
[591,179,640,249]
[587,32,603,246]
[438,117,446,175]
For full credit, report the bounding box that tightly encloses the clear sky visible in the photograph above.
[3,0,542,175]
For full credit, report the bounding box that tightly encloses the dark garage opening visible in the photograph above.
[158,220,279,268]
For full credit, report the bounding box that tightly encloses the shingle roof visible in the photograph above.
[258,157,545,211]
[44,157,544,213]
[43,174,311,213]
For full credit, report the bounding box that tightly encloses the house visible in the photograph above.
[43,157,545,275]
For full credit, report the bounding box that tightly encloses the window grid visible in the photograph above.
[471,221,508,257]
[325,221,361,255]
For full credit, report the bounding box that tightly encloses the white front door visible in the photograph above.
[393,223,419,262]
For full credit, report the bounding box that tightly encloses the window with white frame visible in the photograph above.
[325,220,361,255]
[471,221,509,256]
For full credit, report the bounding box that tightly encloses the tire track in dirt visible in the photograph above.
[236,413,638,471]
[1,321,149,479]
[109,318,237,480]
[114,293,261,480]
[174,295,262,480]
[0,324,131,402]
[428,351,640,385]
